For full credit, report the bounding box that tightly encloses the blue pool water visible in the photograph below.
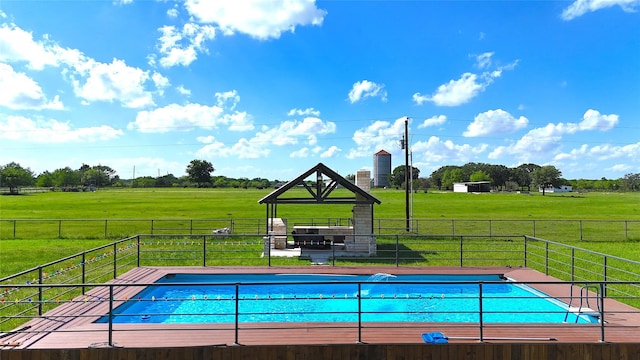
[98,273,599,324]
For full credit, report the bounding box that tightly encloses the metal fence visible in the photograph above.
[2,218,640,241]
[2,279,636,347]
[2,233,640,345]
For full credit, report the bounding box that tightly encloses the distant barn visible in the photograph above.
[453,181,491,193]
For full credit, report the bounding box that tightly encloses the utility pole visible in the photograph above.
[404,116,410,232]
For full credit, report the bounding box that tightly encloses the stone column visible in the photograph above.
[351,170,376,255]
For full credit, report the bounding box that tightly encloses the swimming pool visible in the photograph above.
[98,273,599,324]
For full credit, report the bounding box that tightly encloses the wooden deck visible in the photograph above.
[2,266,640,349]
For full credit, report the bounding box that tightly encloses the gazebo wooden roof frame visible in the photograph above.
[257,163,381,233]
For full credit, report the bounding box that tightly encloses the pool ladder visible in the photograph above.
[564,284,601,323]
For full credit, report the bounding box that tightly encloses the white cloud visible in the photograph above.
[0,23,60,70]
[215,89,240,110]
[413,73,484,107]
[155,23,216,67]
[554,142,640,166]
[607,164,634,172]
[463,109,528,137]
[562,0,640,20]
[578,109,618,131]
[254,116,336,146]
[347,117,406,159]
[167,7,179,18]
[196,137,271,159]
[320,145,340,158]
[290,147,309,158]
[474,52,494,69]
[0,63,63,110]
[70,58,156,108]
[177,85,191,96]
[196,135,216,143]
[288,107,320,116]
[183,0,327,40]
[348,80,387,103]
[413,60,518,107]
[0,114,122,143]
[411,136,488,163]
[488,109,620,162]
[128,101,253,132]
[418,115,447,129]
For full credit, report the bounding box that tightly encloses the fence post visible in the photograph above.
[104,220,108,238]
[545,242,549,276]
[136,235,141,267]
[150,220,154,235]
[203,235,207,267]
[113,242,117,279]
[234,284,240,345]
[523,236,528,267]
[357,283,363,344]
[38,266,43,316]
[82,252,86,295]
[13,220,17,238]
[599,282,605,342]
[478,283,484,342]
[571,248,575,282]
[190,220,193,235]
[489,220,492,237]
[459,236,464,267]
[579,220,583,241]
[451,220,455,235]
[625,220,628,240]
[108,285,114,347]
[58,220,62,238]
[603,256,608,297]
[533,220,536,237]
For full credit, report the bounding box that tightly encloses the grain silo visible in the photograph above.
[373,149,391,188]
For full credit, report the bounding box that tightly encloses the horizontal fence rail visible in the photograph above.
[2,218,640,241]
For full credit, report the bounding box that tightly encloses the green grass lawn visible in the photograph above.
[2,187,639,220]
[1,188,639,277]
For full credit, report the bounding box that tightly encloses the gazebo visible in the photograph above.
[258,163,381,255]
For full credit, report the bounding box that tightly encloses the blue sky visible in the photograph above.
[0,0,638,181]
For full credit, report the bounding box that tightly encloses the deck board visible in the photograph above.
[2,266,640,349]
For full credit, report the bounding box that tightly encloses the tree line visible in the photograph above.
[1,160,638,195]
[389,162,639,193]
[0,160,278,194]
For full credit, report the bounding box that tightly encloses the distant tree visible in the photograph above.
[82,168,109,187]
[487,164,510,189]
[212,176,228,188]
[0,162,35,194]
[186,160,214,187]
[622,173,640,191]
[414,177,431,192]
[512,163,541,191]
[430,165,459,190]
[389,165,420,188]
[135,176,156,188]
[531,165,562,196]
[441,168,465,190]
[156,174,178,187]
[469,170,491,182]
[36,171,54,188]
[51,167,81,188]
